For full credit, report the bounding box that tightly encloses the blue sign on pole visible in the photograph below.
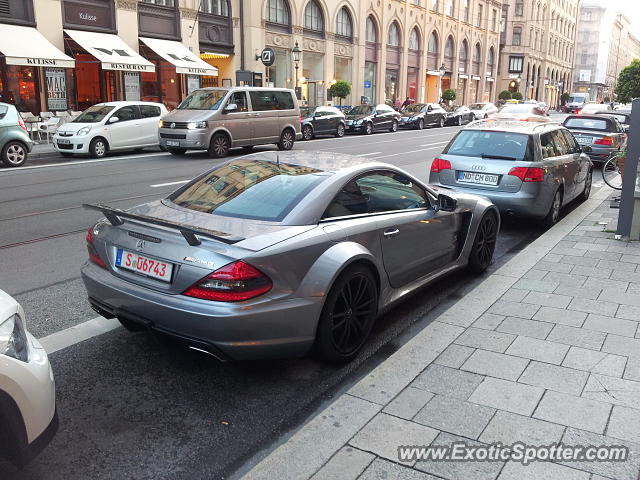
[364,80,371,88]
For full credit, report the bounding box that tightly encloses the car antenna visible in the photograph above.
[276,153,280,168]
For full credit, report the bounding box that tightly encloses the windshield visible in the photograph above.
[178,90,227,110]
[401,104,426,114]
[445,130,532,161]
[348,105,373,115]
[499,104,534,113]
[569,95,587,103]
[168,159,331,222]
[74,106,115,123]
[563,118,610,131]
[469,103,486,110]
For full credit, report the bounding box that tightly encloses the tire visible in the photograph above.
[335,123,345,137]
[468,212,499,273]
[117,317,146,332]
[167,147,187,155]
[364,122,373,135]
[316,265,378,363]
[302,124,313,141]
[389,120,398,132]
[602,157,623,190]
[60,152,74,158]
[457,116,462,126]
[208,133,230,158]
[277,128,295,150]
[89,137,108,159]
[439,117,445,128]
[417,119,424,130]
[542,189,562,228]
[578,168,593,202]
[470,114,476,122]
[1,141,27,167]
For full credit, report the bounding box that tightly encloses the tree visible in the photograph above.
[512,91,523,100]
[560,92,570,105]
[615,59,640,103]
[498,90,512,100]
[442,89,457,103]
[329,81,351,106]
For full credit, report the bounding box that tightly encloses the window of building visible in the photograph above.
[201,0,229,16]
[508,56,524,73]
[446,0,455,17]
[304,0,323,33]
[463,0,469,22]
[492,9,497,31]
[515,0,524,17]
[487,47,495,74]
[409,28,420,50]
[445,36,455,58]
[266,0,289,25]
[388,22,400,47]
[476,4,483,27]
[459,40,468,72]
[513,26,522,46]
[366,16,377,43]
[140,0,175,5]
[431,0,439,12]
[428,31,439,69]
[336,7,353,39]
[410,0,420,5]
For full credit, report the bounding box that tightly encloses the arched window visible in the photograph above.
[459,39,468,72]
[472,42,481,75]
[201,0,229,15]
[304,0,323,33]
[388,22,400,47]
[513,26,522,46]
[409,28,420,50]
[336,7,353,39]
[266,0,289,25]
[487,46,495,74]
[366,16,377,43]
[427,31,439,69]
[428,32,438,54]
[445,36,455,59]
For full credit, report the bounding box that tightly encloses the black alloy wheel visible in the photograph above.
[439,117,445,128]
[335,123,345,137]
[302,124,313,141]
[457,116,462,126]
[209,133,230,158]
[417,118,424,130]
[542,189,562,228]
[579,169,593,202]
[277,129,295,150]
[468,213,498,273]
[390,120,398,132]
[317,266,378,363]
[364,122,373,135]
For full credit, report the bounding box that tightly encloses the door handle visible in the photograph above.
[383,228,400,237]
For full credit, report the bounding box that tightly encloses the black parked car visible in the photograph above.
[345,104,401,134]
[594,110,631,132]
[399,103,447,129]
[444,106,475,126]
[300,105,346,140]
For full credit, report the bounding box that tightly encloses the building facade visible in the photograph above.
[0,0,503,115]
[497,0,579,108]
[573,2,640,102]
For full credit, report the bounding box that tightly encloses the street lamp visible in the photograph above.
[438,63,446,103]
[292,41,301,92]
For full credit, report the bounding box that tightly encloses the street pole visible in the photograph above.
[617,98,640,239]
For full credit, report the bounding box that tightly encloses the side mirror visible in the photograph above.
[437,193,458,212]
[581,145,593,154]
[108,116,119,124]
[224,103,238,113]
[427,106,433,112]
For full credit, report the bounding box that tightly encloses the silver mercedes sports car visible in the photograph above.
[81,151,499,362]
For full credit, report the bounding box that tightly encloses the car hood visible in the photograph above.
[126,200,317,252]
[161,109,215,122]
[57,122,101,133]
[345,113,370,121]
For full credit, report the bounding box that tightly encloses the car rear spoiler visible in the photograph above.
[83,204,242,246]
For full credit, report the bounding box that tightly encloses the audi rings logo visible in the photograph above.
[471,165,487,171]
[170,122,176,129]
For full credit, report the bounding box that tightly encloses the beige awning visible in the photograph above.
[140,37,218,76]
[0,24,74,68]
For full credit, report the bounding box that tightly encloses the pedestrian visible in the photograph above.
[401,96,412,109]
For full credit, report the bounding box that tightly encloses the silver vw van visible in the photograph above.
[159,87,302,158]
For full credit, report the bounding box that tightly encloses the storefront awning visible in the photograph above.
[65,29,154,72]
[140,37,218,76]
[0,24,75,68]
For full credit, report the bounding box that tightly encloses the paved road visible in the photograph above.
[0,124,550,479]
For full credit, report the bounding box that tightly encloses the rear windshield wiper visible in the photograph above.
[480,153,517,160]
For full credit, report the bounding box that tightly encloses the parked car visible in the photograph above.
[595,110,631,131]
[345,104,401,134]
[53,101,167,159]
[523,100,549,116]
[444,106,475,126]
[159,87,301,158]
[0,103,33,168]
[300,105,345,140]
[429,121,593,227]
[578,103,612,115]
[0,289,57,467]
[399,103,447,129]
[537,102,549,115]
[562,114,627,164]
[468,102,498,119]
[81,151,499,363]
[490,103,549,122]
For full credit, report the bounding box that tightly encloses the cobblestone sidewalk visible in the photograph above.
[239,186,640,480]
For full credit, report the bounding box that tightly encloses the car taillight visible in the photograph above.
[18,117,27,132]
[430,158,452,173]
[508,167,545,182]
[299,115,302,124]
[86,228,106,269]
[577,109,582,115]
[594,136,613,145]
[183,261,272,302]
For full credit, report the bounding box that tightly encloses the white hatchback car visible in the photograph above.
[0,289,57,467]
[468,102,498,119]
[53,101,167,158]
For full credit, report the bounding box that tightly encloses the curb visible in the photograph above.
[238,186,613,480]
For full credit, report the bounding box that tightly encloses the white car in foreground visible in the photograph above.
[53,101,167,159]
[0,289,57,467]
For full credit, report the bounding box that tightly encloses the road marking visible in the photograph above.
[39,316,120,355]
[0,152,169,172]
[419,141,450,147]
[373,145,447,159]
[360,152,382,156]
[150,180,189,188]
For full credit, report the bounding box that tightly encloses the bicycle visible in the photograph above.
[602,153,623,190]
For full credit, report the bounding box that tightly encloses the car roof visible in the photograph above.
[93,101,165,107]
[464,119,561,134]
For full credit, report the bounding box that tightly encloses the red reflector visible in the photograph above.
[86,228,106,269]
[18,117,27,132]
[183,261,273,302]
[508,167,545,182]
[299,115,302,124]
[594,136,613,145]
[430,158,452,173]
